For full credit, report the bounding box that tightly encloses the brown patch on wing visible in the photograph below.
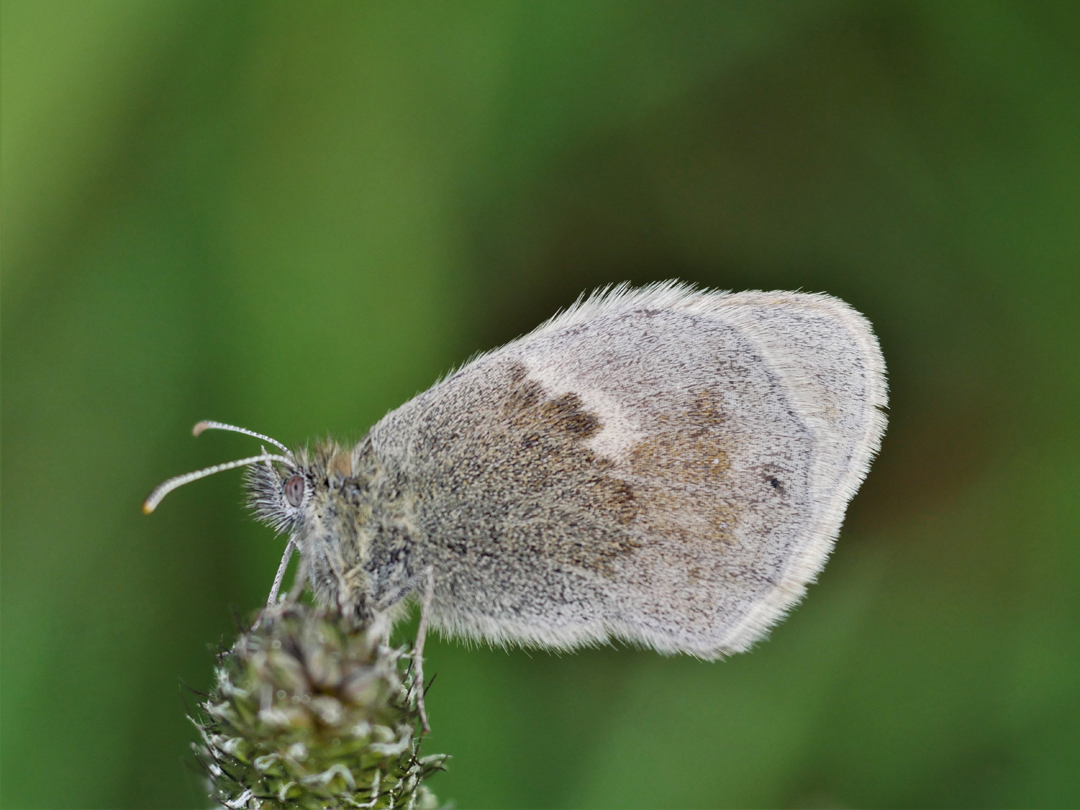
[541,392,602,439]
[629,390,741,548]
[503,379,601,442]
[630,391,731,483]
[494,361,640,572]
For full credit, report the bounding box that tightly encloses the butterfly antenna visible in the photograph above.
[193,421,294,457]
[142,452,292,514]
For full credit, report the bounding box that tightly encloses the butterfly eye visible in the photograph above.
[285,474,305,507]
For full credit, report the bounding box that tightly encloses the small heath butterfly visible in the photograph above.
[146,282,887,727]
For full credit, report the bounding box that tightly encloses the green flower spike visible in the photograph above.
[191,603,446,810]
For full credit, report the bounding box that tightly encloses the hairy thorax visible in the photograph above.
[292,440,420,622]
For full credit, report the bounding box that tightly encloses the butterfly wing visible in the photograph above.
[376,283,887,656]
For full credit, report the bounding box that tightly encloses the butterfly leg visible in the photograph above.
[268,538,296,606]
[253,538,296,629]
[411,566,435,734]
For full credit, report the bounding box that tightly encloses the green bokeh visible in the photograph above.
[3,1,1078,807]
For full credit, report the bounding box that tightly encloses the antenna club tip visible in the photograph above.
[142,501,156,514]
[193,421,211,436]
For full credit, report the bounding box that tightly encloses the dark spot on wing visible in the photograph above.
[540,392,602,439]
[503,375,543,411]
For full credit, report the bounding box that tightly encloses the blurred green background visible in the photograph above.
[3,1,1079,807]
